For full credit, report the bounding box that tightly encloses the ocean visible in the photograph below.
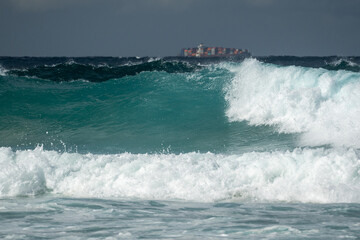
[0,56,360,239]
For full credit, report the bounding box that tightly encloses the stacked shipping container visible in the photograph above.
[180,44,249,57]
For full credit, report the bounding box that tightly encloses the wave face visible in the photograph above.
[1,56,360,203]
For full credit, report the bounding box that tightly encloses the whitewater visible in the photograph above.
[0,56,360,239]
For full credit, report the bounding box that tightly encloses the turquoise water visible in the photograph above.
[1,57,360,239]
[1,61,296,154]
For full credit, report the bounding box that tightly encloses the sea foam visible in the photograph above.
[225,59,360,148]
[1,146,359,203]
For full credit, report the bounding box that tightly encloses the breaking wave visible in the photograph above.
[1,146,359,203]
[225,59,360,148]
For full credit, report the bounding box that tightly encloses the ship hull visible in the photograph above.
[165,53,251,64]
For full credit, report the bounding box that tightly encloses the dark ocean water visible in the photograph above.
[0,56,360,239]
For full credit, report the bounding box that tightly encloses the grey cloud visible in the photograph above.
[8,0,101,11]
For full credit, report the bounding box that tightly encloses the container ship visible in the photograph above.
[180,43,250,58]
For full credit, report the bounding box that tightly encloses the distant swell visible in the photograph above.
[325,58,360,72]
[8,60,200,82]
[259,56,360,72]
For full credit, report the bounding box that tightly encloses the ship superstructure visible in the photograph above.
[180,43,250,58]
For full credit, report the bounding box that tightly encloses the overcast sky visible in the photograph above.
[1,0,359,56]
